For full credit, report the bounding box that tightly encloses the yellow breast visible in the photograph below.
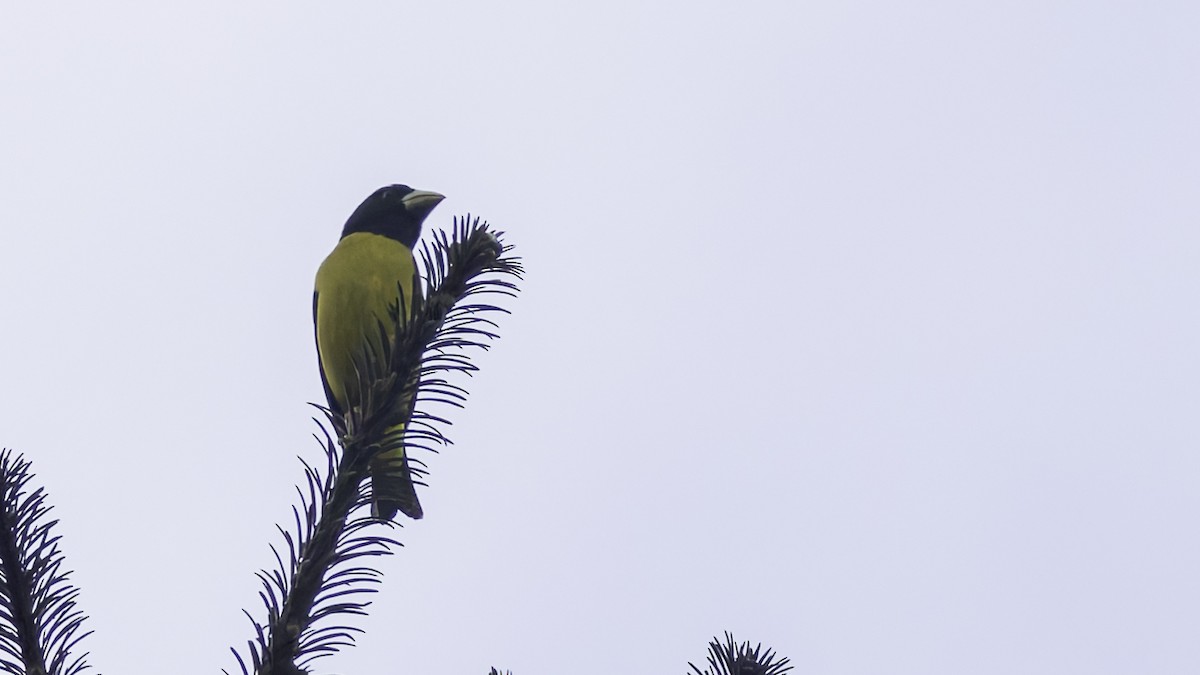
[315,232,417,411]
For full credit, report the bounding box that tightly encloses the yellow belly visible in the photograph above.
[314,232,417,412]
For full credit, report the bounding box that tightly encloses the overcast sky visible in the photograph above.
[1,2,1198,674]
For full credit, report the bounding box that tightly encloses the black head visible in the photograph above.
[341,184,445,247]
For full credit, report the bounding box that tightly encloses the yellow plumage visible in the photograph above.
[314,232,417,410]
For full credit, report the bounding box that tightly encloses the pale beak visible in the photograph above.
[400,190,445,219]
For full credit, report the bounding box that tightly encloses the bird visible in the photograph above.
[313,184,445,521]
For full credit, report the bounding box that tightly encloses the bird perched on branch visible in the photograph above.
[313,184,444,520]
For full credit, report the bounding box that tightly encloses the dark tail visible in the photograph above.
[369,444,423,520]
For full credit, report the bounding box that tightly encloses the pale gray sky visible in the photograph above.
[1,2,1198,674]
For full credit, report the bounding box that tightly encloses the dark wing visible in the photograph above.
[314,290,342,417]
[411,265,424,317]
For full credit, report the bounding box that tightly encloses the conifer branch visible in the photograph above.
[688,632,793,675]
[230,216,522,675]
[0,449,94,675]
